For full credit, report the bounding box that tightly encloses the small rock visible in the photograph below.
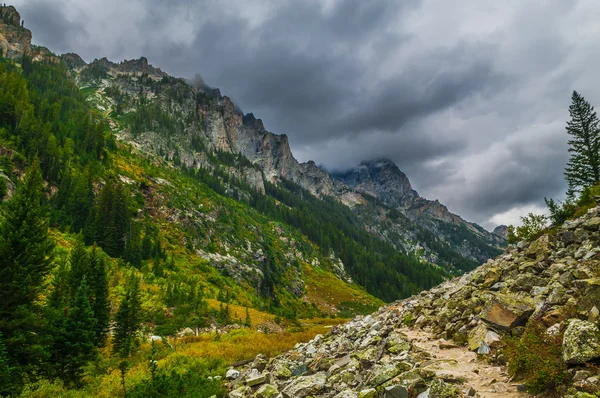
[358,388,377,398]
[226,369,240,380]
[246,372,268,387]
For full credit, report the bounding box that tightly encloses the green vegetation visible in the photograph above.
[565,91,600,198]
[505,321,571,395]
[542,91,600,230]
[0,48,399,396]
[506,213,548,244]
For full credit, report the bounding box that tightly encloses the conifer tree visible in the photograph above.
[58,279,97,386]
[0,160,54,376]
[0,332,12,395]
[89,246,110,347]
[68,234,89,297]
[113,273,141,358]
[565,90,600,196]
[245,307,251,327]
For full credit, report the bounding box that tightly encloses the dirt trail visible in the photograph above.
[401,327,528,398]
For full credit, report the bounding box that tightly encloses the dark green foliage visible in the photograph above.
[55,279,97,386]
[124,221,143,267]
[0,331,13,396]
[244,307,251,327]
[67,234,89,297]
[507,213,547,244]
[0,160,54,380]
[92,179,132,257]
[249,178,446,301]
[113,273,142,358]
[88,246,110,347]
[127,356,226,398]
[0,176,6,199]
[545,197,576,226]
[505,321,570,394]
[565,91,600,196]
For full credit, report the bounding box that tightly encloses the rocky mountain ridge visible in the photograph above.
[227,204,600,397]
[3,7,501,283]
[69,53,504,269]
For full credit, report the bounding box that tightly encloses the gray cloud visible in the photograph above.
[13,0,600,228]
[17,0,86,54]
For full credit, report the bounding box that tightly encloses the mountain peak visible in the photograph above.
[333,158,419,206]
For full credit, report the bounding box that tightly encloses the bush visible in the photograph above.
[507,213,548,244]
[126,356,226,398]
[505,321,571,395]
[0,176,6,199]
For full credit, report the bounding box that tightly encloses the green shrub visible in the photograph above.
[0,176,6,200]
[505,321,571,394]
[507,213,548,244]
[126,356,226,398]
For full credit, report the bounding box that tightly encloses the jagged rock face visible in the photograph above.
[493,225,508,240]
[0,5,31,58]
[89,56,167,79]
[60,53,87,69]
[333,159,419,207]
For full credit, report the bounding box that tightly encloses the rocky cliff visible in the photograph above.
[70,53,504,270]
[0,5,30,58]
[228,206,600,397]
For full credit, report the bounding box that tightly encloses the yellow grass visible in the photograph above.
[176,326,330,363]
[206,298,275,326]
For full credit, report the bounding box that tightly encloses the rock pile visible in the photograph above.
[228,206,600,397]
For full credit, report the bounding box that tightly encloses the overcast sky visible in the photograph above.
[13,0,600,229]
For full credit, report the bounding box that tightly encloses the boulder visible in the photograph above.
[281,372,327,397]
[563,319,600,364]
[255,383,279,398]
[481,296,535,331]
[358,388,377,398]
[226,368,240,380]
[384,385,409,398]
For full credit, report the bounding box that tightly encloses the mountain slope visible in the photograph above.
[334,159,504,271]
[75,54,504,273]
[230,204,600,397]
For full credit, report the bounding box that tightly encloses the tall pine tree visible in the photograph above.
[88,246,110,347]
[565,90,600,196]
[68,234,90,297]
[0,160,54,378]
[113,273,141,358]
[56,279,97,386]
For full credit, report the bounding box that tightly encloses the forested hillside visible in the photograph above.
[0,6,456,396]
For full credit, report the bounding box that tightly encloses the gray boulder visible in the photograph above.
[562,319,600,364]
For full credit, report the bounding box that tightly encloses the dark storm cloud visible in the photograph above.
[12,0,598,228]
[17,0,86,54]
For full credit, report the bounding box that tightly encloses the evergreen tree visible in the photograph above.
[68,234,90,297]
[57,279,97,386]
[565,91,600,196]
[113,273,141,358]
[0,160,54,377]
[89,246,110,347]
[244,307,251,327]
[0,332,13,396]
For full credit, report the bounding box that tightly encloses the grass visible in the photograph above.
[206,298,274,326]
[302,263,383,314]
[177,326,334,363]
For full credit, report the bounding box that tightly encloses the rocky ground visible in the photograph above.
[226,205,600,397]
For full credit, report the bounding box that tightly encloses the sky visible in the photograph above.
[12,0,600,229]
